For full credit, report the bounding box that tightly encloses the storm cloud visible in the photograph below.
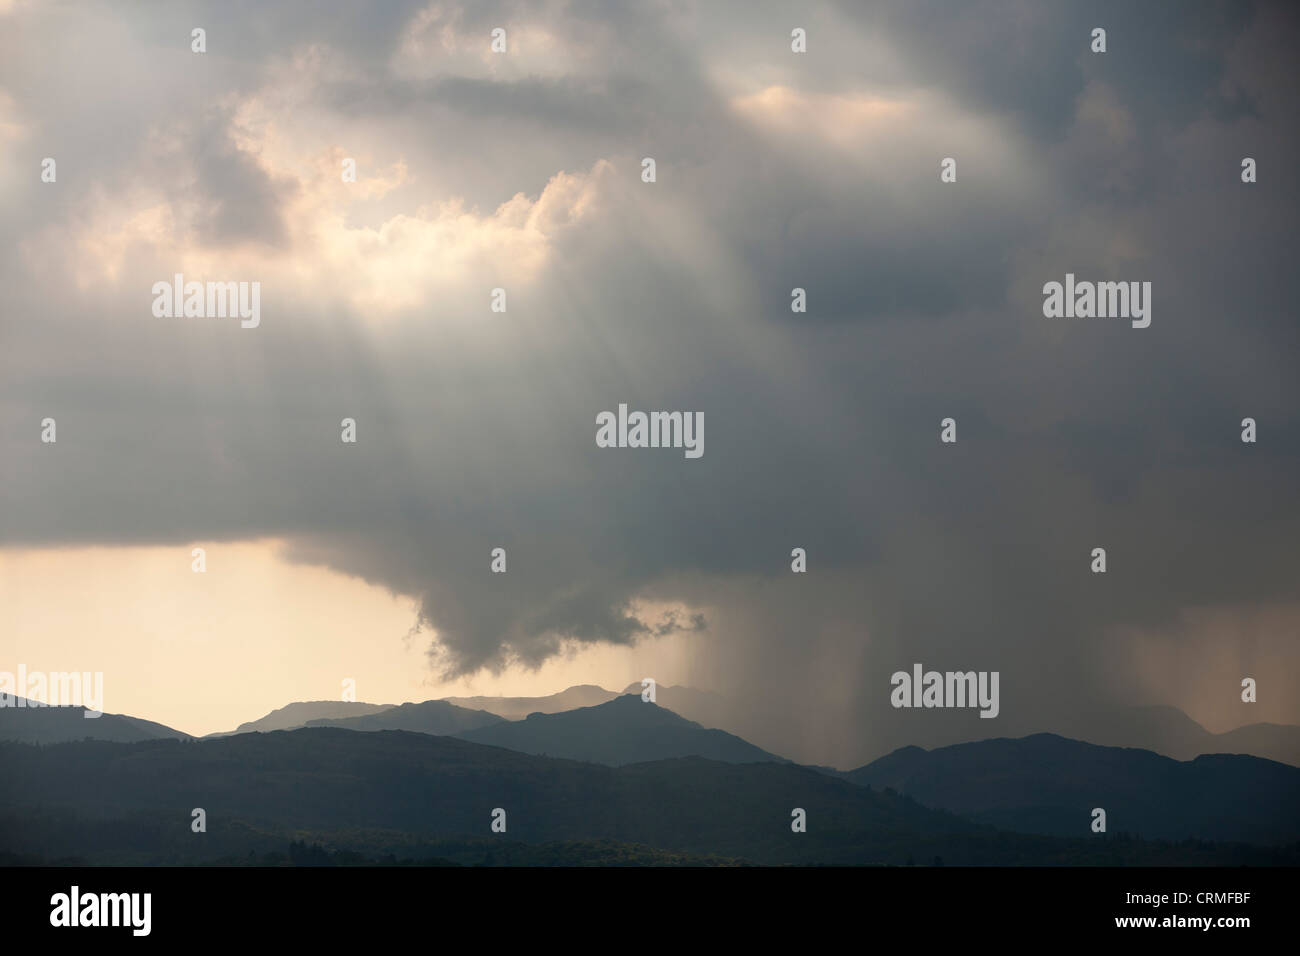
[1,0,1297,765]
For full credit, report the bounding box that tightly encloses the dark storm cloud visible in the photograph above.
[191,111,297,247]
[845,0,1258,138]
[1,0,1297,764]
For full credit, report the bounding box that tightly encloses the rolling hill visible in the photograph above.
[4,728,1292,866]
[843,733,1300,844]
[1050,705,1300,767]
[0,697,191,744]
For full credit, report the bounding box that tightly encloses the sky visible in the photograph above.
[1,0,1297,765]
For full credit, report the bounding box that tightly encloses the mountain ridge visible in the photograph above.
[454,694,785,766]
[306,699,505,735]
[0,696,192,744]
[4,727,1294,866]
[843,732,1300,844]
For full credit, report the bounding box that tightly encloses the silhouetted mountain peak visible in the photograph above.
[456,695,783,766]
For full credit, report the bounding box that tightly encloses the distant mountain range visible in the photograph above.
[196,682,737,745]
[1049,705,1300,767]
[5,686,1298,864]
[843,733,1300,845]
[425,682,732,729]
[442,685,618,720]
[0,697,191,744]
[307,700,504,735]
[7,687,1298,774]
[454,694,784,766]
[209,700,396,736]
[4,728,1294,866]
